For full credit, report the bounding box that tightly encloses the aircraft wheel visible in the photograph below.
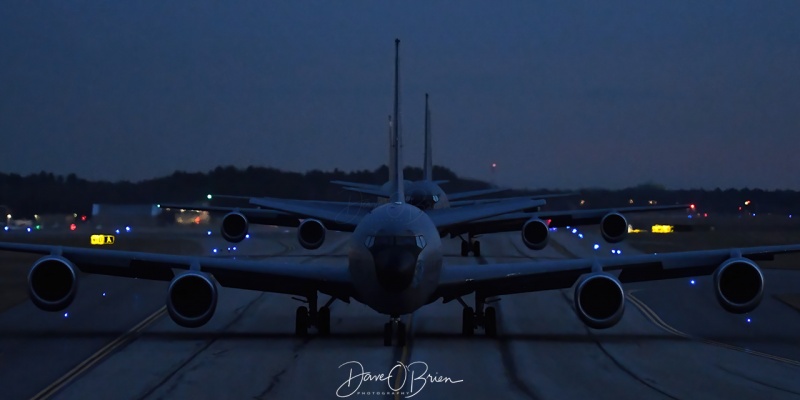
[396,321,407,347]
[472,241,481,257]
[317,307,331,336]
[460,241,469,257]
[462,307,475,336]
[295,306,309,336]
[484,306,497,337]
[383,322,393,347]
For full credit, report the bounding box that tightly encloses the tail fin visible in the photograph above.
[387,114,394,189]
[389,38,404,203]
[423,93,432,181]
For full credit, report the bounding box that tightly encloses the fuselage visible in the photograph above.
[347,201,443,315]
[376,180,451,211]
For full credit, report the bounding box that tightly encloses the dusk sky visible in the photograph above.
[1,1,799,190]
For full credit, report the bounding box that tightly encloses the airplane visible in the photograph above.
[0,39,795,348]
[160,96,689,257]
[329,93,517,210]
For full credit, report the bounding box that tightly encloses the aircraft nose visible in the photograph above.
[372,247,418,293]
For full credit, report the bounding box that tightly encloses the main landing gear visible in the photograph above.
[294,294,335,336]
[458,296,497,337]
[459,235,481,257]
[383,316,408,347]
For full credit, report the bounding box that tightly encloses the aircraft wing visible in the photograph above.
[330,180,383,190]
[446,204,690,237]
[446,187,511,201]
[428,198,546,231]
[341,186,390,198]
[448,192,579,208]
[540,204,690,228]
[158,204,302,227]
[249,197,372,229]
[434,245,800,302]
[0,242,355,301]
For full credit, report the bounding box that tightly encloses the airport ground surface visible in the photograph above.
[2,225,800,399]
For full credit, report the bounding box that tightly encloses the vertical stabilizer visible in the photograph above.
[389,38,405,203]
[387,114,394,187]
[423,93,432,181]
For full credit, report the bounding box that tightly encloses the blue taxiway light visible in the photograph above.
[115,229,120,234]
[746,318,752,324]
[212,248,218,253]
[593,244,600,250]
[102,292,106,297]
[207,230,212,236]
[578,233,584,239]
[571,228,577,234]
[690,279,696,285]
[125,226,131,232]
[245,234,250,239]
[63,312,69,318]
[3,226,8,231]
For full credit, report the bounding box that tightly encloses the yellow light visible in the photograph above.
[651,225,674,234]
[744,200,751,206]
[90,235,115,245]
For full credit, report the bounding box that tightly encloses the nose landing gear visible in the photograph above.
[384,316,408,347]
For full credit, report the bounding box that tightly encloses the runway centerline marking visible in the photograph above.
[627,293,800,367]
[30,306,168,400]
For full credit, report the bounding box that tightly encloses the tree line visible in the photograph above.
[0,166,797,218]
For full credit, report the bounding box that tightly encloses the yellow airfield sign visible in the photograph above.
[90,235,116,245]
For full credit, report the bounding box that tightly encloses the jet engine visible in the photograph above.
[166,272,218,328]
[600,212,627,243]
[298,219,326,250]
[574,273,625,329]
[28,256,78,312]
[221,212,248,243]
[713,258,764,314]
[521,218,549,250]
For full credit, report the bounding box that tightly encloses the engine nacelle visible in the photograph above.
[713,258,764,314]
[221,212,248,243]
[28,256,78,312]
[298,219,326,250]
[521,218,549,250]
[574,273,625,329]
[600,212,628,243]
[167,272,218,328]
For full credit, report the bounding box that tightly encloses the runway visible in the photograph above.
[1,226,800,399]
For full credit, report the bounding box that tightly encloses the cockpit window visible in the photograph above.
[364,235,427,249]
